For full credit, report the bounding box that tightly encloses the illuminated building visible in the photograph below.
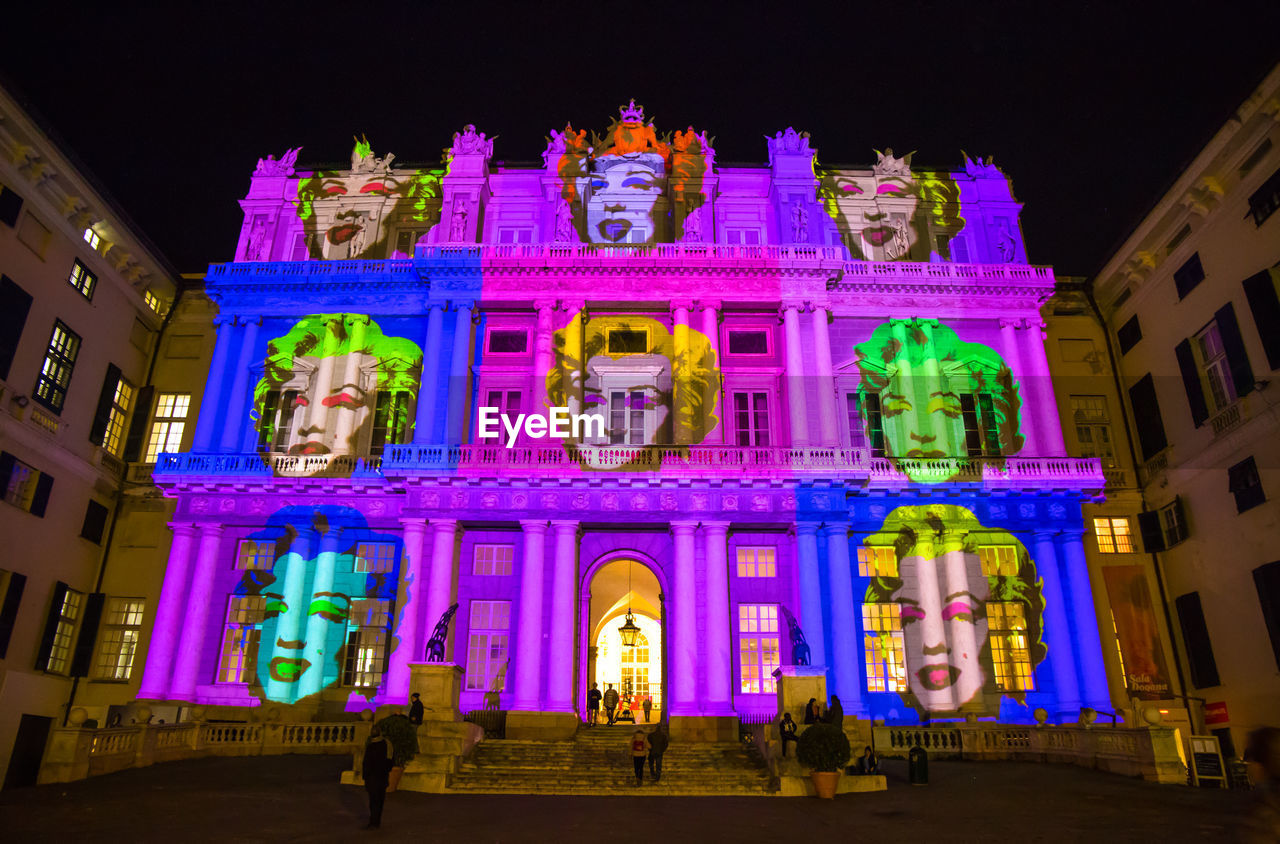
[127,103,1111,741]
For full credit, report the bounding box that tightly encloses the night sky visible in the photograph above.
[3,2,1277,276]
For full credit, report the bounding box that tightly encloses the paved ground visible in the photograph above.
[0,753,1257,842]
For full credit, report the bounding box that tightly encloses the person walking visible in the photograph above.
[647,724,669,783]
[642,696,652,723]
[631,730,648,786]
[603,684,620,726]
[408,693,423,726]
[804,697,820,724]
[586,683,602,727]
[362,724,394,829]
[779,712,798,758]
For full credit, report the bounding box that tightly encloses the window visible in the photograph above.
[0,274,34,380]
[726,228,762,245]
[258,389,301,452]
[621,631,651,703]
[1175,592,1220,688]
[1177,306,1254,426]
[857,546,897,577]
[1137,499,1188,552]
[949,235,970,263]
[609,390,647,445]
[736,547,776,578]
[496,228,533,244]
[67,260,97,300]
[1253,561,1280,671]
[143,289,163,315]
[1195,321,1237,414]
[291,231,312,261]
[1,452,54,517]
[1165,223,1192,254]
[1117,315,1142,355]
[1239,138,1272,176]
[738,604,780,694]
[1228,456,1265,513]
[394,228,429,256]
[235,539,276,570]
[733,391,770,447]
[218,596,265,683]
[485,389,522,417]
[1128,374,1167,461]
[370,390,412,456]
[487,329,528,354]
[97,372,135,456]
[0,569,27,659]
[355,543,397,573]
[961,393,1001,457]
[1093,518,1134,554]
[727,330,769,355]
[473,544,514,576]
[145,393,190,462]
[862,603,906,693]
[18,213,51,256]
[1173,253,1205,299]
[43,586,83,674]
[857,392,885,457]
[1071,395,1115,467]
[1249,166,1280,226]
[81,500,109,544]
[606,329,648,354]
[1243,268,1280,371]
[845,393,867,450]
[83,228,101,250]
[33,320,81,413]
[94,598,145,680]
[979,544,1020,573]
[0,185,22,227]
[465,600,510,691]
[987,602,1035,691]
[342,598,392,688]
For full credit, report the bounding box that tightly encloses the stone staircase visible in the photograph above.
[447,724,774,795]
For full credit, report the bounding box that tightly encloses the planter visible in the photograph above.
[387,766,404,793]
[810,770,840,799]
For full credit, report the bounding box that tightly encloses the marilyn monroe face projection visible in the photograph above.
[818,166,964,261]
[863,505,1045,716]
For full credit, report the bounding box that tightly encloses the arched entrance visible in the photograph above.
[582,558,664,723]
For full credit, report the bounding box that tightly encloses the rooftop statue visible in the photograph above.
[592,100,670,161]
[350,134,396,174]
[766,127,813,162]
[543,123,591,167]
[254,147,301,177]
[962,151,1002,178]
[672,126,716,162]
[873,147,915,176]
[451,124,495,158]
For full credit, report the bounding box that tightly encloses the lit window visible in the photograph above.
[33,320,81,413]
[979,545,1018,575]
[95,598,145,680]
[736,546,776,578]
[355,543,397,573]
[370,390,413,456]
[143,289,163,314]
[1094,517,1134,554]
[465,600,510,691]
[45,588,84,674]
[738,604,780,694]
[961,393,1001,457]
[258,389,302,452]
[67,259,97,300]
[342,599,392,688]
[987,602,1035,691]
[218,596,265,683]
[1195,321,1238,415]
[852,392,885,457]
[609,390,648,446]
[733,392,770,447]
[473,544,514,576]
[145,393,190,462]
[620,630,651,703]
[862,603,906,693]
[1160,501,1188,548]
[83,228,101,250]
[858,546,897,577]
[1071,395,1115,467]
[102,376,135,457]
[235,539,276,570]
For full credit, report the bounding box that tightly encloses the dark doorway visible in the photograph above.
[4,714,53,789]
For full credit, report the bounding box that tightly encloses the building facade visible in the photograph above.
[133,104,1111,738]
[0,85,178,785]
[1091,65,1280,759]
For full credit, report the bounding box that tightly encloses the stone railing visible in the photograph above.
[39,720,367,785]
[871,722,1186,784]
[151,452,384,480]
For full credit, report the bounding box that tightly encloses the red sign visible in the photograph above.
[1204,701,1229,725]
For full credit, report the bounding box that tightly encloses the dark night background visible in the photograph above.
[2,1,1277,276]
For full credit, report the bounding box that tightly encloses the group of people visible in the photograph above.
[630,726,669,784]
[586,682,654,725]
[776,694,879,774]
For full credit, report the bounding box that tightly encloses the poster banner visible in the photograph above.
[1103,565,1172,700]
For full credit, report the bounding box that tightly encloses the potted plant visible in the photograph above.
[376,713,419,793]
[796,722,851,799]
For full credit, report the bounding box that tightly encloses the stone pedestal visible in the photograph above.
[668,715,739,743]
[774,664,828,724]
[505,711,580,741]
[409,662,464,722]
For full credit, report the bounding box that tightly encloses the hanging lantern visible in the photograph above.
[618,610,641,647]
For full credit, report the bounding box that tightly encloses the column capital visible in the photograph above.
[549,518,580,529]
[701,520,730,534]
[820,521,851,537]
[795,522,821,536]
[694,299,722,313]
[669,520,699,535]
[399,516,428,532]
[998,317,1024,330]
[428,517,459,532]
[559,298,586,314]
[1053,528,1087,543]
[197,523,225,538]
[449,299,476,313]
[780,299,806,314]
[519,518,549,534]
[670,299,694,313]
[1032,529,1061,542]
[213,314,235,328]
[167,521,200,537]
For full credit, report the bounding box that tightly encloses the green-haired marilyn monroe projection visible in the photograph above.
[863,505,1046,716]
[253,315,422,466]
[853,319,1023,482]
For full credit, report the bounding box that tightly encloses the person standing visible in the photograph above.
[362,724,394,829]
[779,712,798,758]
[825,694,844,729]
[631,730,648,786]
[603,684,620,726]
[586,682,603,727]
[408,693,423,726]
[642,696,652,723]
[647,724,669,783]
[804,697,820,724]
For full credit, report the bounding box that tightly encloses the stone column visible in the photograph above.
[137,523,198,700]
[998,319,1036,456]
[1021,319,1066,456]
[1031,532,1082,714]
[217,318,260,453]
[330,316,369,452]
[413,305,444,444]
[1057,532,1112,710]
[669,521,699,716]
[782,303,810,446]
[385,518,427,695]
[445,303,474,446]
[794,524,827,668]
[822,522,862,713]
[169,524,224,700]
[698,299,723,444]
[702,521,733,714]
[512,520,548,710]
[423,519,459,658]
[546,520,579,711]
[810,305,839,447]
[671,300,692,445]
[192,317,235,452]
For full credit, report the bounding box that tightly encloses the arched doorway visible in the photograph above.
[583,558,664,723]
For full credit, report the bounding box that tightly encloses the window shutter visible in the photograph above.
[1137,510,1165,552]
[89,364,122,446]
[1214,303,1255,398]
[0,451,14,488]
[70,592,105,677]
[0,572,27,658]
[0,275,34,380]
[35,581,68,671]
[122,385,154,462]
[1243,269,1280,370]
[30,472,54,518]
[1175,592,1221,688]
[1174,339,1208,427]
[1169,496,1189,544]
[1127,375,1168,459]
[1253,561,1280,671]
